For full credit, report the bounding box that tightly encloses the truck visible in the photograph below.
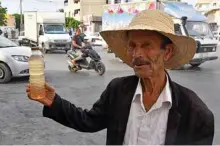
[23,11,71,53]
[102,0,219,67]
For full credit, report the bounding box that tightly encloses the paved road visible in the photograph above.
[0,46,220,144]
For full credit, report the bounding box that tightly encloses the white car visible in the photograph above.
[0,36,43,83]
[85,32,108,48]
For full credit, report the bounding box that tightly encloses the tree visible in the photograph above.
[0,2,7,26]
[13,13,24,30]
[65,17,80,29]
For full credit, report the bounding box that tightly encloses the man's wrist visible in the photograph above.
[42,94,55,107]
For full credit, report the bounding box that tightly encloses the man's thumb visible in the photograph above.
[45,83,55,91]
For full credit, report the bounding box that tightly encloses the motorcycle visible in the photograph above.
[67,44,106,75]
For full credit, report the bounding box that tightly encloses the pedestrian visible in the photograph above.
[4,30,8,38]
[0,29,2,36]
[26,9,214,145]
[68,27,72,37]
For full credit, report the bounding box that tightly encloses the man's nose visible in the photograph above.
[132,46,143,58]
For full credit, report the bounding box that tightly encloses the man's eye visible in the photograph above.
[142,43,150,48]
[128,44,135,51]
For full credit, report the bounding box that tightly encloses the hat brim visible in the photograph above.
[100,25,196,69]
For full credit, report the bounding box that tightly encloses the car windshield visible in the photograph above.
[44,24,67,34]
[0,36,17,48]
[185,21,214,38]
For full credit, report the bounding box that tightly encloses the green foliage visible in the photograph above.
[12,13,24,30]
[0,2,7,26]
[65,17,80,29]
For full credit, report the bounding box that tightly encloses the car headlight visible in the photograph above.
[12,55,29,62]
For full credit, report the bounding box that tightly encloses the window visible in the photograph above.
[106,0,112,4]
[185,21,214,38]
[74,0,80,4]
[64,0,68,5]
[114,0,121,4]
[74,9,80,16]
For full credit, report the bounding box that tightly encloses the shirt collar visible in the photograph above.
[132,74,172,109]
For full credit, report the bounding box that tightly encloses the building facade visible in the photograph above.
[64,0,106,33]
[64,0,182,33]
[106,0,181,4]
[195,0,212,14]
[5,14,15,27]
[195,0,220,40]
[204,0,220,39]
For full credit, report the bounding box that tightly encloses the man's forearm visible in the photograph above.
[43,93,107,132]
[72,42,81,49]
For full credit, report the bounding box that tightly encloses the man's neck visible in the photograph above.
[140,71,167,110]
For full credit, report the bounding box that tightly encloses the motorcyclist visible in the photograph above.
[71,28,84,65]
[71,28,90,65]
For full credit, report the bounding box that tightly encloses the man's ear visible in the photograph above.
[163,44,175,61]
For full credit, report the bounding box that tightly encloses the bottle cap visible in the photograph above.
[31,47,40,51]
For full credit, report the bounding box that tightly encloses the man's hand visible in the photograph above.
[26,83,56,107]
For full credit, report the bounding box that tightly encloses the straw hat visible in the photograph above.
[100,9,196,69]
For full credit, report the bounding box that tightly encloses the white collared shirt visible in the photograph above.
[123,75,172,145]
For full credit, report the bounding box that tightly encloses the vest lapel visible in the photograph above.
[116,75,139,145]
[165,73,181,145]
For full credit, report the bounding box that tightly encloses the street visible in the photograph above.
[0,46,220,144]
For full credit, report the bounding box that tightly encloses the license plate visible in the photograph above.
[57,47,65,50]
[200,53,209,58]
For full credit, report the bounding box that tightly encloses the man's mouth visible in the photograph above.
[135,64,145,67]
[134,63,149,68]
[134,62,150,66]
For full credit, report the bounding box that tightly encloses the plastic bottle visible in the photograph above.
[29,47,46,100]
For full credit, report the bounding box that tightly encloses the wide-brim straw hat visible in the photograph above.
[100,9,196,69]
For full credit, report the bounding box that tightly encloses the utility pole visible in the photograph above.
[20,0,23,34]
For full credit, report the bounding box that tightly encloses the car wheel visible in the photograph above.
[42,44,48,54]
[190,63,201,67]
[0,63,12,83]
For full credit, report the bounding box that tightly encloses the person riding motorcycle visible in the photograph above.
[71,28,90,65]
[71,28,84,65]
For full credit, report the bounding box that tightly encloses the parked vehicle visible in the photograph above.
[102,0,218,67]
[23,11,71,53]
[67,43,106,75]
[84,32,108,47]
[0,36,43,83]
[18,31,26,46]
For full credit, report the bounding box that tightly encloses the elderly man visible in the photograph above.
[26,10,214,145]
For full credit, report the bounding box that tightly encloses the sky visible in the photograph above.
[1,0,64,14]
[1,0,197,14]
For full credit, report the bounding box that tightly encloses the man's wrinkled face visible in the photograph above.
[127,30,174,79]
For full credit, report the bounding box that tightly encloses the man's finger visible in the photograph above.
[26,88,30,93]
[45,83,55,92]
[27,92,32,100]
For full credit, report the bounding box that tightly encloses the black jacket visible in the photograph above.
[43,74,214,145]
